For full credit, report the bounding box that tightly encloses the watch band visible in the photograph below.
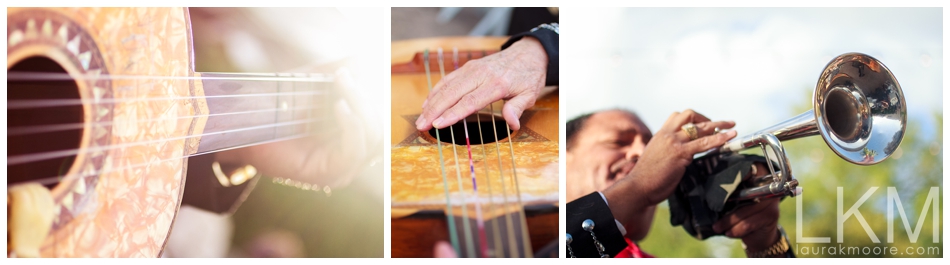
[745,225,795,258]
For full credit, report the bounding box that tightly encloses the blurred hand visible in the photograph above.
[433,241,457,258]
[713,163,782,253]
[415,37,547,131]
[215,67,382,189]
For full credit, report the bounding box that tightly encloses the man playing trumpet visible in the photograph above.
[565,109,794,258]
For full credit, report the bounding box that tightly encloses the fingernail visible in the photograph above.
[415,117,427,130]
[726,231,734,237]
[432,117,444,128]
[726,130,737,137]
[421,99,428,109]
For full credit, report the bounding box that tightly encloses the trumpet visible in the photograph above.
[710,52,907,202]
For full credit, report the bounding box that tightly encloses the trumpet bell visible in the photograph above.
[815,53,906,165]
[717,52,907,202]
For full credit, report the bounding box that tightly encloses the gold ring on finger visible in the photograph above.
[681,123,699,141]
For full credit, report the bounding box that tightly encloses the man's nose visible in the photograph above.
[623,144,642,163]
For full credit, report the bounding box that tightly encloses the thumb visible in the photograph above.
[502,93,536,131]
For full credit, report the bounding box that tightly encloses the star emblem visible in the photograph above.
[720,171,743,205]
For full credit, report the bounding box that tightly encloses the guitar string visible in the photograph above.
[6,72,334,82]
[7,91,326,109]
[439,48,476,258]
[472,50,505,258]
[8,104,326,136]
[9,128,326,187]
[427,49,461,255]
[488,103,520,257]
[503,105,533,258]
[7,117,327,166]
[7,72,332,254]
[455,48,488,258]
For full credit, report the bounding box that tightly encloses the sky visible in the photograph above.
[564,7,942,141]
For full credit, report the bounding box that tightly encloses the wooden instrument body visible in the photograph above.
[390,37,559,257]
[7,7,207,257]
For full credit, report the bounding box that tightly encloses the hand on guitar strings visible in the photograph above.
[415,37,548,131]
[214,67,382,189]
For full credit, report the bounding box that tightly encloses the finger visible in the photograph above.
[712,198,779,234]
[425,54,484,100]
[724,204,779,238]
[431,84,507,130]
[433,241,458,258]
[501,91,538,131]
[313,99,366,188]
[682,109,712,124]
[695,120,736,136]
[662,109,711,134]
[670,109,711,132]
[685,129,737,154]
[334,67,365,117]
[416,69,480,131]
[658,111,681,132]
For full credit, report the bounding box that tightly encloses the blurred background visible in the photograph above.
[391,7,558,40]
[565,7,942,257]
[161,8,385,258]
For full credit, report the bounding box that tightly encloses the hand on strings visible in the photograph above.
[415,37,547,131]
[712,163,782,253]
[215,67,382,189]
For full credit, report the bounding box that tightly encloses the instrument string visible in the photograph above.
[476,110,504,257]
[503,105,533,257]
[6,71,334,82]
[488,103,520,257]
[9,129,324,187]
[7,91,326,109]
[7,105,326,136]
[426,49,461,255]
[7,117,327,166]
[455,47,489,257]
[471,49,504,258]
[439,48,477,258]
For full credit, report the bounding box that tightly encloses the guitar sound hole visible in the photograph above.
[427,114,512,145]
[8,56,84,186]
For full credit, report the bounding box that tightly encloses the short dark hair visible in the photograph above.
[566,108,641,151]
[566,113,594,151]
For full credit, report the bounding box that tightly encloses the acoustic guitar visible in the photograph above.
[390,37,559,258]
[6,7,345,257]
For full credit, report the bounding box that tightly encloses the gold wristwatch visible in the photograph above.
[745,225,791,258]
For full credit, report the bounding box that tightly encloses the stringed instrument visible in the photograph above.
[390,37,559,258]
[6,7,345,257]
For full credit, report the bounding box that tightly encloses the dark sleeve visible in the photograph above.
[501,23,558,86]
[566,192,628,258]
[181,153,259,215]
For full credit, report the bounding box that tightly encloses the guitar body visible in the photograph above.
[7,7,207,257]
[390,37,559,257]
